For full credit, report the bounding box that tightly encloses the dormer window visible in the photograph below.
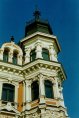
[30,49,36,62]
[2,83,15,102]
[3,48,9,62]
[42,48,50,61]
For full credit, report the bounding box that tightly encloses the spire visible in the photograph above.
[33,5,41,20]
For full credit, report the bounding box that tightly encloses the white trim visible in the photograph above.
[20,32,56,42]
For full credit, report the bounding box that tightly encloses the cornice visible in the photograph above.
[20,32,56,43]
[0,59,66,81]
[23,59,66,80]
[20,32,61,53]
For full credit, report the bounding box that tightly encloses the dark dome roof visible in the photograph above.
[25,10,53,37]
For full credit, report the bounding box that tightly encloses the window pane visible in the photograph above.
[42,48,50,61]
[13,57,17,65]
[45,80,54,98]
[31,81,39,101]
[2,84,15,102]
[45,85,53,98]
[30,49,36,62]
[3,50,9,62]
[13,53,17,65]
[2,89,7,101]
[8,90,14,102]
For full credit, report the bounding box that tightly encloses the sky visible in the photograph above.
[0,0,79,118]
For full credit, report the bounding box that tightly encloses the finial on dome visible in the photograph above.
[33,5,41,20]
[10,36,14,42]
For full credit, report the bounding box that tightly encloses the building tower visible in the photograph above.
[20,10,69,118]
[0,10,69,118]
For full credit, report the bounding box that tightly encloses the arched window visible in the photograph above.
[30,49,36,62]
[2,83,15,102]
[31,81,39,101]
[42,48,50,61]
[13,51,18,65]
[45,80,54,98]
[3,48,9,62]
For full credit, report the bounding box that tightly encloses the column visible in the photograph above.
[54,77,65,107]
[26,81,31,102]
[59,86,65,107]
[0,49,3,60]
[38,74,45,104]
[39,74,45,96]
[49,45,58,62]
[36,42,42,59]
[59,87,64,99]
[8,51,13,63]
[53,77,60,99]
[0,82,3,105]
[24,48,30,64]
[25,80,31,110]
[14,85,19,109]
[17,54,22,65]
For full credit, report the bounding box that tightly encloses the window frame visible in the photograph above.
[2,83,15,102]
[42,48,50,61]
[45,80,54,99]
[3,48,9,62]
[31,81,39,101]
[13,51,18,65]
[30,49,36,62]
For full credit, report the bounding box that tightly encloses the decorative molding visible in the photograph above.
[0,102,20,115]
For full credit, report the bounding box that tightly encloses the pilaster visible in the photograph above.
[25,80,31,110]
[49,45,58,62]
[53,77,60,99]
[0,82,3,105]
[36,42,42,59]
[0,49,3,60]
[8,51,13,63]
[14,85,19,109]
[38,74,45,104]
[59,86,65,107]
[17,54,22,65]
[24,48,31,64]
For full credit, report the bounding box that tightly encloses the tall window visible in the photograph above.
[13,51,18,65]
[31,81,39,101]
[42,48,50,61]
[2,83,15,102]
[3,48,9,62]
[30,49,36,62]
[45,80,54,98]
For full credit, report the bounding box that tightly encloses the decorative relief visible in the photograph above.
[22,110,67,118]
[37,73,44,79]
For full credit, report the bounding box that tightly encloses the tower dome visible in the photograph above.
[25,9,53,36]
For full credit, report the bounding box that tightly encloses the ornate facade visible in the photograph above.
[0,10,69,118]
